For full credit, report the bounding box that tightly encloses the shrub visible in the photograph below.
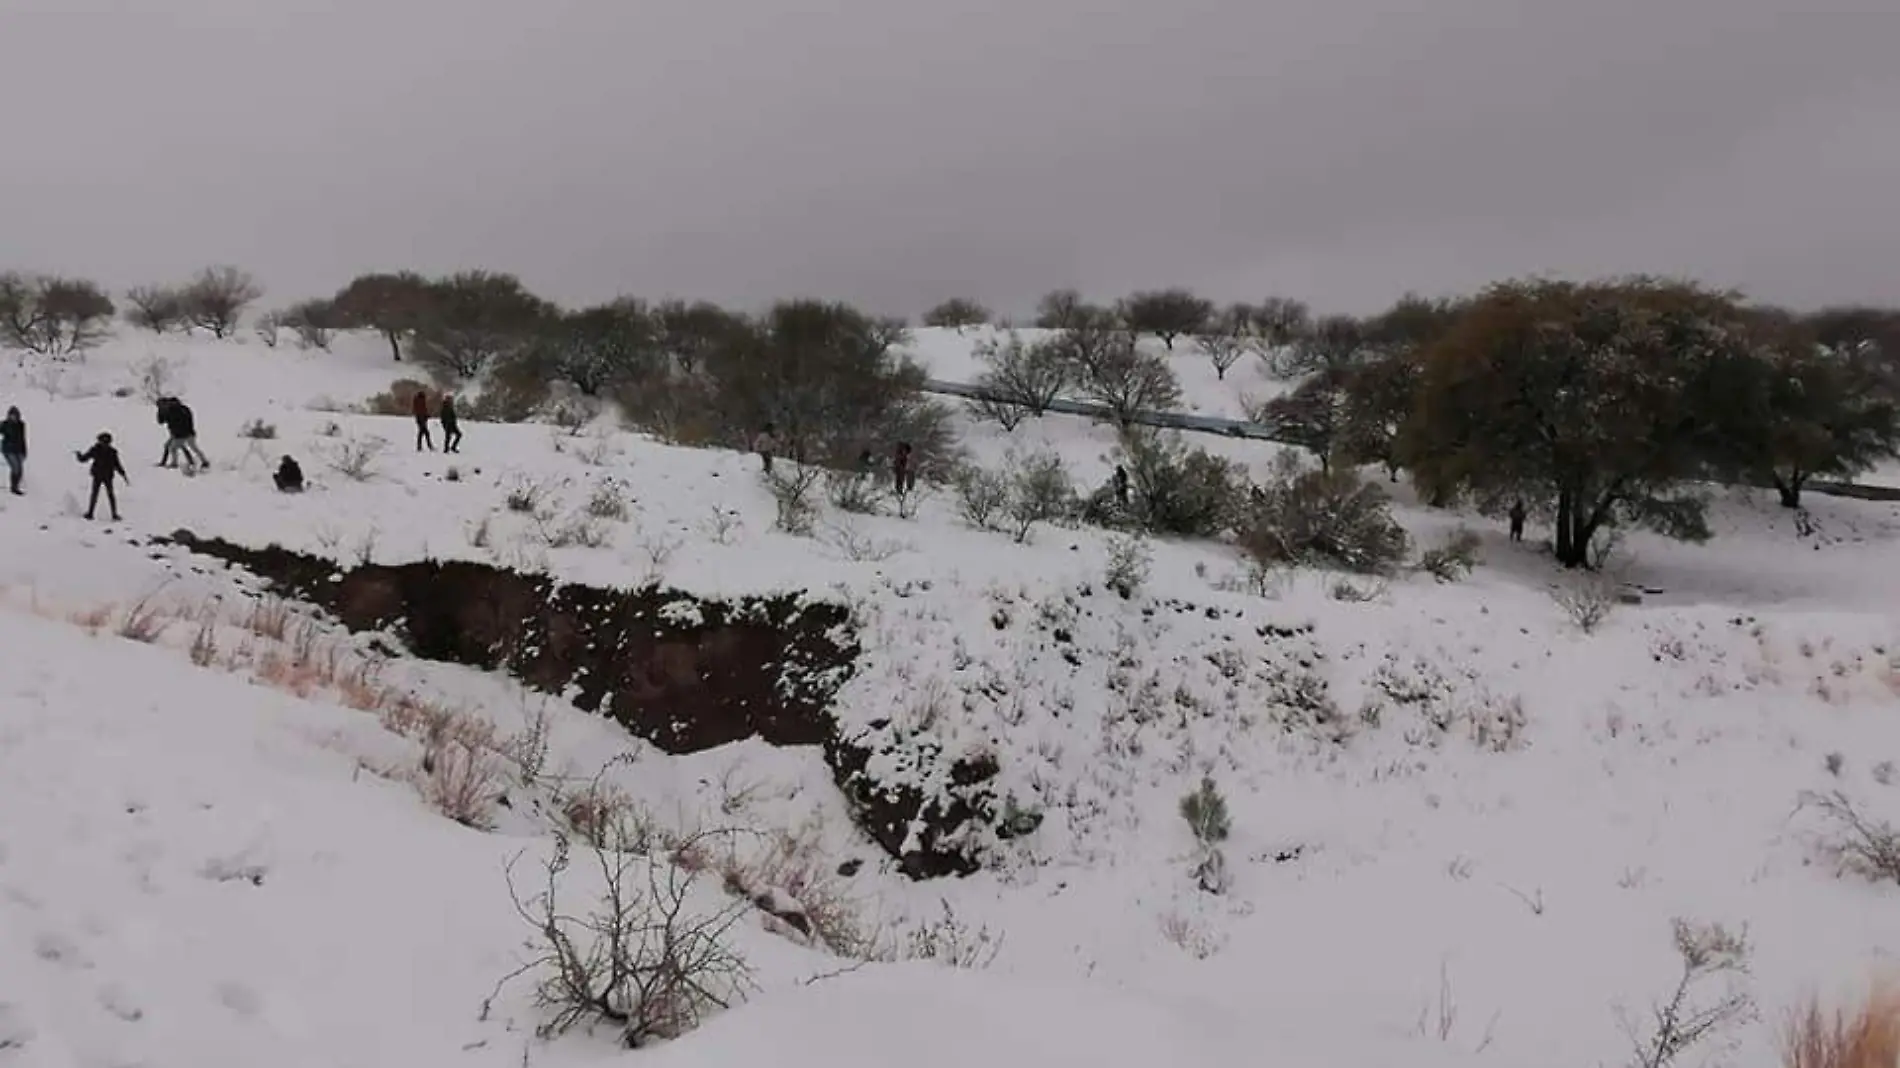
[505,477,552,514]
[764,463,823,535]
[1103,533,1151,598]
[325,436,389,481]
[1238,466,1410,575]
[1057,319,1182,421]
[1115,428,1244,538]
[283,299,339,351]
[825,467,887,515]
[1782,985,1900,1068]
[364,378,433,417]
[421,735,503,828]
[1616,918,1754,1068]
[239,418,278,440]
[1003,449,1075,543]
[410,270,556,382]
[1418,527,1482,581]
[1800,791,1900,883]
[1179,775,1231,844]
[952,464,1010,531]
[1552,575,1617,633]
[1180,775,1231,895]
[494,833,753,1048]
[584,480,629,520]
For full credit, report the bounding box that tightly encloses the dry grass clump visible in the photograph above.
[1782,985,1900,1068]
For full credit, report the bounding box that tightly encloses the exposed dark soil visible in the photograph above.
[158,531,997,877]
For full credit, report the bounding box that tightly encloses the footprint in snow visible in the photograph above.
[96,985,144,1024]
[33,931,91,969]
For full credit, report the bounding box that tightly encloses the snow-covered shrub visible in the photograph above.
[890,901,1003,969]
[362,377,432,417]
[1003,448,1075,543]
[494,833,752,1048]
[238,417,277,440]
[324,435,388,482]
[1616,918,1754,1068]
[1553,574,1617,633]
[1238,465,1409,575]
[952,463,1010,531]
[1103,532,1152,598]
[1180,775,1232,894]
[764,462,823,535]
[1114,428,1245,538]
[1800,791,1900,884]
[584,479,629,520]
[1418,526,1482,582]
[825,467,887,515]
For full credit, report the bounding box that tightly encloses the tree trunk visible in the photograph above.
[1554,488,1586,568]
[1773,471,1804,509]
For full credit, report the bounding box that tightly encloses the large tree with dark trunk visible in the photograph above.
[331,271,435,361]
[1401,277,1760,569]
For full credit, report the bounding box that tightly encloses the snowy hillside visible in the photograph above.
[4,329,1900,1067]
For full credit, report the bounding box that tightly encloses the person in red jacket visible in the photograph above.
[412,390,434,452]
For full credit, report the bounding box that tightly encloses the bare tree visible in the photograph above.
[1197,304,1258,380]
[283,298,340,350]
[972,330,1070,419]
[922,298,991,334]
[1118,288,1214,350]
[180,265,264,338]
[0,273,115,355]
[1248,297,1312,345]
[1035,288,1096,330]
[1057,318,1182,423]
[123,284,190,334]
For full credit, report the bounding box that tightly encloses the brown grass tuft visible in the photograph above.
[1783,985,1900,1068]
[244,596,293,641]
[420,736,502,829]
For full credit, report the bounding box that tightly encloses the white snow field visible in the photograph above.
[3,328,1900,1067]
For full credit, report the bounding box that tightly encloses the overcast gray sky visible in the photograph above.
[1,0,1894,318]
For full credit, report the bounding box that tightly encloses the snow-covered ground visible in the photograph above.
[3,328,1900,1067]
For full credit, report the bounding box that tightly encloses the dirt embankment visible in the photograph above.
[160,532,999,878]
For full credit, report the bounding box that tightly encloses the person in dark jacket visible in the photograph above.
[0,406,25,495]
[273,455,305,493]
[1112,464,1130,507]
[413,390,434,452]
[439,394,462,454]
[155,397,179,468]
[892,441,915,495]
[1508,499,1528,543]
[165,399,207,474]
[75,432,128,521]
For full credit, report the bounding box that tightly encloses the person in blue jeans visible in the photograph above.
[0,407,25,495]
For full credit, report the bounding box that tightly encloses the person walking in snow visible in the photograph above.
[164,398,207,474]
[75,432,128,521]
[753,422,777,473]
[439,394,462,454]
[412,390,434,451]
[892,441,915,496]
[1508,499,1527,543]
[155,397,180,468]
[1,407,26,495]
[1112,464,1130,508]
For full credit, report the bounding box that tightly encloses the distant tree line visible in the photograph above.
[5,262,1897,571]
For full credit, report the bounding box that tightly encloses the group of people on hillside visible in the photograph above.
[757,424,917,495]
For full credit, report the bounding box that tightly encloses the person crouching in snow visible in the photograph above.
[75,432,128,521]
[0,406,25,495]
[274,456,304,493]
